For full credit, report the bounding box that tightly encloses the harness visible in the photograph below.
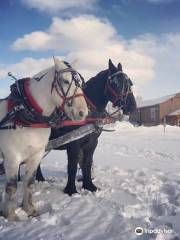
[52,68,84,112]
[0,69,131,130]
[0,67,84,130]
[0,78,64,130]
[104,70,132,108]
[84,70,132,112]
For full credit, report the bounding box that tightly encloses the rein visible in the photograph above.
[104,84,131,107]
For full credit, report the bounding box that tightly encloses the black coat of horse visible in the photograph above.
[36,59,136,195]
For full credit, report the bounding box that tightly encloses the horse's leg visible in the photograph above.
[3,160,19,221]
[78,150,84,169]
[82,138,98,192]
[22,151,44,217]
[64,144,80,196]
[36,164,45,182]
[77,150,84,182]
[0,162,5,174]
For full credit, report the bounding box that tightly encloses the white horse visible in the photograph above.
[0,57,88,220]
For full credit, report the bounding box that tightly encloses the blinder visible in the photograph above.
[105,70,133,109]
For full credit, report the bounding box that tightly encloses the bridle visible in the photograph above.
[51,68,84,112]
[104,70,132,108]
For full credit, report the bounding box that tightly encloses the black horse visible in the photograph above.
[36,59,137,195]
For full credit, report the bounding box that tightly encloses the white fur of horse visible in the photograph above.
[0,57,88,220]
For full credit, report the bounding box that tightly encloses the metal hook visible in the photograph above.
[8,72,18,81]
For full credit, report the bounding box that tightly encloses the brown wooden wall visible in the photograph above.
[139,105,159,125]
[166,115,180,126]
[130,93,180,126]
[159,93,180,121]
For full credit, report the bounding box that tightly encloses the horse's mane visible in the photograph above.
[85,69,108,87]
[32,66,53,79]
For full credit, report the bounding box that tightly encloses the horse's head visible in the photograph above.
[105,59,136,115]
[52,57,88,121]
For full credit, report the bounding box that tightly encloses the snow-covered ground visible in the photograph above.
[0,122,180,240]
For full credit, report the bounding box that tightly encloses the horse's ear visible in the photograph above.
[53,56,65,70]
[108,59,116,73]
[53,56,58,65]
[70,59,78,69]
[117,62,122,71]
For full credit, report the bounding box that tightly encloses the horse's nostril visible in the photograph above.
[79,111,84,117]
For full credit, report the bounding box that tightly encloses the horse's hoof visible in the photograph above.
[28,209,39,217]
[83,183,98,192]
[26,208,39,217]
[3,212,20,221]
[64,186,78,196]
[8,214,20,221]
[36,176,46,182]
[77,177,95,182]
[22,204,39,217]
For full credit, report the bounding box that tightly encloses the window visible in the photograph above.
[150,107,156,121]
[178,119,180,127]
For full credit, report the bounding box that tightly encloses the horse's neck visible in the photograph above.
[29,67,55,116]
[84,70,108,112]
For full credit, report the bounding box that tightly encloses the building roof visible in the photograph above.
[168,109,180,116]
[137,94,177,108]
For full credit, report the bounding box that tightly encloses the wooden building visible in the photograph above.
[130,93,180,126]
[166,109,180,126]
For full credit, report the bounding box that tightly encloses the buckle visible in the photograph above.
[14,105,24,112]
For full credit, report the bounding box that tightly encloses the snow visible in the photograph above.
[137,94,177,108]
[0,122,180,240]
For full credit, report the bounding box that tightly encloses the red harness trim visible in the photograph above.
[12,117,115,129]
[7,78,116,129]
[7,78,44,126]
[53,83,85,111]
[105,84,131,107]
[24,79,43,114]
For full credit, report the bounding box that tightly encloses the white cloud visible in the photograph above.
[13,32,51,51]
[0,88,10,98]
[12,16,116,52]
[0,68,7,80]
[21,0,97,13]
[129,33,180,71]
[4,29,180,99]
[129,33,180,97]
[11,15,155,88]
[0,57,54,81]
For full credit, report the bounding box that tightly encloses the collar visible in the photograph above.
[24,78,43,114]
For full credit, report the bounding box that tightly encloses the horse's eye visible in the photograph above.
[63,80,69,85]
[112,78,119,86]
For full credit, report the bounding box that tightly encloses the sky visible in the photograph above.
[0,0,180,100]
